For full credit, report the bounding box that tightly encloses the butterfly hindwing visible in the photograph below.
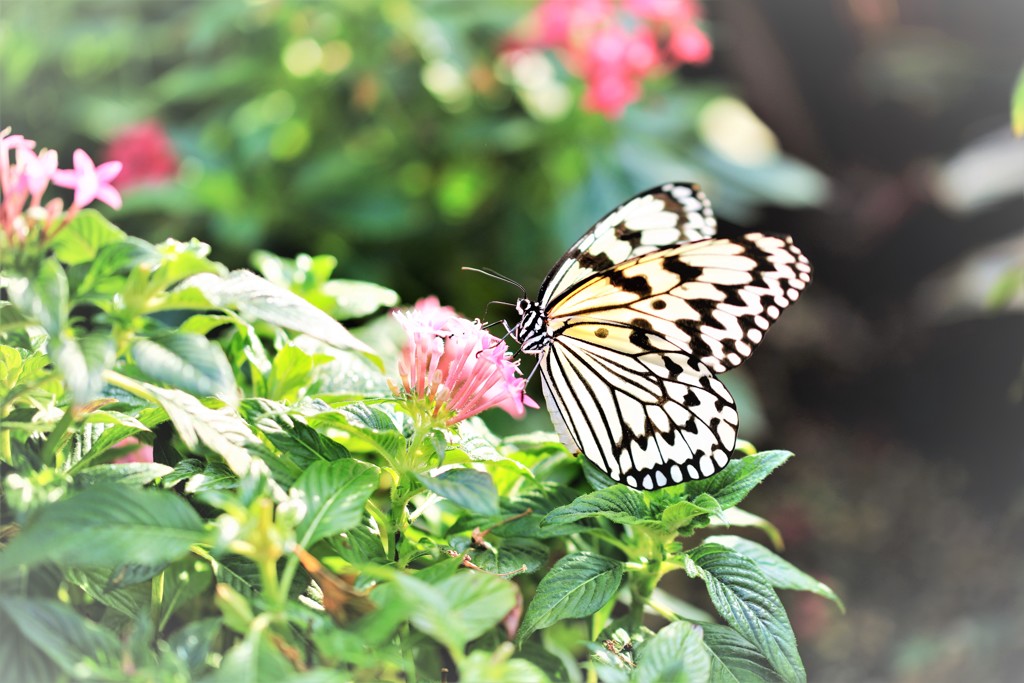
[541,327,737,489]
[539,183,718,308]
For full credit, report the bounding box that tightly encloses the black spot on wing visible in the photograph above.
[577,250,616,273]
[628,317,655,350]
[607,270,652,296]
[664,258,702,282]
[613,222,645,248]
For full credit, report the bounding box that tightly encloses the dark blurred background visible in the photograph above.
[2,0,1021,679]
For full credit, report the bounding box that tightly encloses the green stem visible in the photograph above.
[400,622,418,683]
[39,405,75,469]
[0,403,11,466]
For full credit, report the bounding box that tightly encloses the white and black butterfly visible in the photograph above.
[508,183,811,491]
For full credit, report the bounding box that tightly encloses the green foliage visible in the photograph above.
[0,223,839,681]
[0,1,828,317]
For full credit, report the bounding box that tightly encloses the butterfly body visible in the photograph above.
[509,183,811,491]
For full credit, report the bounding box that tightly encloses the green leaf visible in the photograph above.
[635,621,711,683]
[65,567,152,619]
[449,536,549,575]
[50,332,115,404]
[131,333,237,398]
[685,544,804,683]
[397,571,518,652]
[416,467,499,515]
[705,536,844,612]
[0,484,207,571]
[543,484,655,527]
[709,507,784,551]
[264,345,317,402]
[5,260,68,336]
[0,596,121,680]
[73,462,173,487]
[50,209,126,266]
[685,451,792,510]
[320,278,400,320]
[517,552,623,644]
[292,459,379,545]
[181,270,379,365]
[661,493,721,534]
[458,647,550,683]
[701,624,781,683]
[249,411,350,468]
[135,381,268,477]
[1013,63,1024,137]
[199,627,297,683]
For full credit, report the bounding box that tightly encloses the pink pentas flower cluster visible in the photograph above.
[514,0,713,117]
[1,127,123,243]
[392,297,538,427]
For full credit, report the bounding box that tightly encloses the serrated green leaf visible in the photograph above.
[701,624,781,683]
[661,494,721,534]
[518,552,623,644]
[292,459,379,545]
[131,333,237,398]
[0,596,122,679]
[686,451,792,510]
[253,412,350,468]
[0,484,206,571]
[416,467,499,515]
[635,621,711,683]
[543,485,654,527]
[50,209,126,266]
[685,544,804,683]
[705,536,844,612]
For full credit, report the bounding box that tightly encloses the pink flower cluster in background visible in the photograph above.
[103,120,179,191]
[515,0,713,117]
[1,127,122,242]
[393,297,538,426]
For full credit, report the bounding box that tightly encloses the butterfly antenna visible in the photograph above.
[461,266,527,297]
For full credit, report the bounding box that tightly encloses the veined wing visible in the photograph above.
[538,183,718,308]
[547,233,812,374]
[540,325,737,489]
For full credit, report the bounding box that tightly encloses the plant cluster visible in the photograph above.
[1,132,841,682]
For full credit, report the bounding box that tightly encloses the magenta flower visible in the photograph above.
[52,148,123,211]
[104,120,179,191]
[393,298,537,426]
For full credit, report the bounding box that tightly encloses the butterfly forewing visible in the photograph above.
[546,233,811,373]
[539,183,718,308]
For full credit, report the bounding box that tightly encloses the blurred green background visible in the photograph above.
[2,0,1022,680]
